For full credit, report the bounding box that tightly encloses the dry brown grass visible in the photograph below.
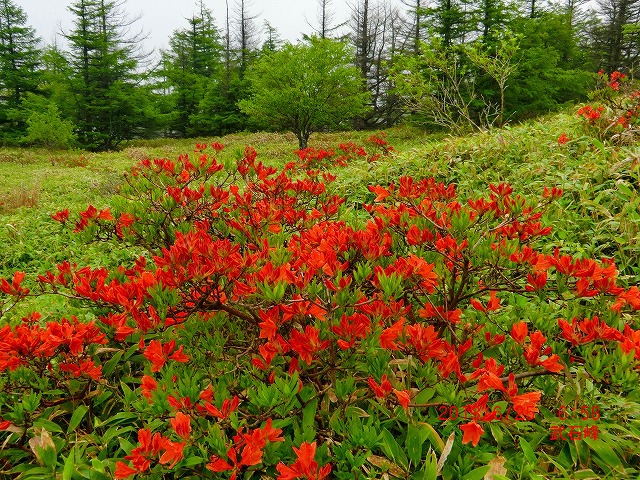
[0,185,40,213]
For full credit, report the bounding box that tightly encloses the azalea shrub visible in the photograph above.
[577,70,640,143]
[1,137,640,479]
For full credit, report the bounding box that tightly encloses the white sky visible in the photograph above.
[18,0,375,53]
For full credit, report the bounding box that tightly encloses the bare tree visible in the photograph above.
[306,0,345,39]
[350,0,405,127]
[234,0,259,75]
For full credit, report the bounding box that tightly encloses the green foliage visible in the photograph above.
[0,0,41,143]
[62,0,157,151]
[239,37,370,149]
[158,3,225,137]
[21,94,76,150]
[507,13,593,119]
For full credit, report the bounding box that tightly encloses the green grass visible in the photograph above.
[1,112,639,282]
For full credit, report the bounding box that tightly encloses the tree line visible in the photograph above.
[0,0,638,150]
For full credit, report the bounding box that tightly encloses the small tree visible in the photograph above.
[239,37,369,149]
[22,95,76,150]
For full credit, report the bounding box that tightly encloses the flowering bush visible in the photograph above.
[1,139,639,478]
[577,71,640,142]
[294,133,394,169]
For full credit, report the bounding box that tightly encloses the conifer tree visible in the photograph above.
[64,0,154,150]
[160,1,222,137]
[590,0,640,70]
[0,0,41,142]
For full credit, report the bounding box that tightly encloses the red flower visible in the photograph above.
[460,421,484,446]
[406,323,443,361]
[158,439,185,468]
[143,340,189,372]
[140,375,157,401]
[557,133,570,145]
[0,271,29,296]
[202,396,239,419]
[97,208,114,221]
[51,209,69,223]
[511,321,528,345]
[289,325,329,365]
[122,428,165,474]
[379,318,404,350]
[276,442,332,480]
[393,389,411,409]
[171,412,191,440]
[114,461,138,479]
[59,358,102,381]
[539,354,564,373]
[368,375,392,398]
[511,391,541,420]
[206,443,265,478]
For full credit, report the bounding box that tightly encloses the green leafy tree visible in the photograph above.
[392,39,484,133]
[21,93,76,150]
[0,0,41,143]
[64,0,156,150]
[239,37,369,149]
[465,33,520,127]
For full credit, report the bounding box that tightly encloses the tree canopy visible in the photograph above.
[0,0,638,149]
[239,37,369,149]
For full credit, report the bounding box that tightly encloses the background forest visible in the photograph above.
[0,0,638,151]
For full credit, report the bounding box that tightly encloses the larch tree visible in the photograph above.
[160,1,222,137]
[64,0,154,150]
[0,0,41,142]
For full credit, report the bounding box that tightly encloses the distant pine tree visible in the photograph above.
[64,0,156,150]
[0,0,41,143]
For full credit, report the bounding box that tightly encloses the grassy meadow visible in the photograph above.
[2,111,639,284]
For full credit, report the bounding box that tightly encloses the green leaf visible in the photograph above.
[380,428,409,469]
[63,449,75,480]
[90,458,106,473]
[302,398,318,442]
[583,438,623,472]
[462,465,490,480]
[413,388,435,405]
[94,412,138,428]
[418,422,444,454]
[406,423,425,465]
[419,450,438,480]
[489,423,503,447]
[101,351,123,377]
[68,405,89,434]
[519,437,537,464]
[32,418,63,433]
[617,182,633,199]
[181,456,205,467]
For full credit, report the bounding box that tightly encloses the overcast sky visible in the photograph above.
[18,0,368,53]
